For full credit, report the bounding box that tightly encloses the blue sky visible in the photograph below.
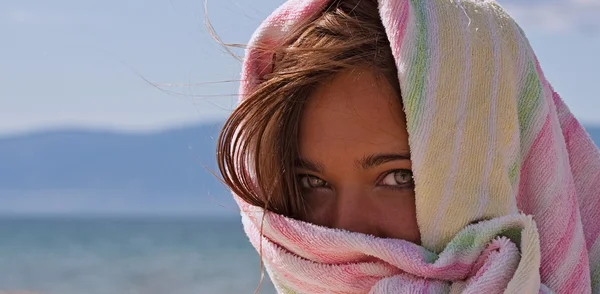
[1,0,599,136]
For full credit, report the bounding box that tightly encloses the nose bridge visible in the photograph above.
[332,187,378,236]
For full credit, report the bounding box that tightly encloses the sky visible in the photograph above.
[1,0,599,136]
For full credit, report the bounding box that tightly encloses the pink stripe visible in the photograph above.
[539,187,578,285]
[559,110,600,248]
[515,108,592,291]
[520,112,575,285]
[239,0,330,100]
[517,113,552,213]
[556,247,591,293]
[379,0,410,61]
[552,89,600,251]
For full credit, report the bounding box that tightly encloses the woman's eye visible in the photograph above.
[299,175,328,189]
[380,170,414,187]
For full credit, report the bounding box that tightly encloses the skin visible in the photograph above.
[297,68,420,243]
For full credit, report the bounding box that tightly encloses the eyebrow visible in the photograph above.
[357,152,411,170]
[296,158,325,173]
[295,152,411,173]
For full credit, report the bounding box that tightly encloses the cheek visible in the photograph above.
[377,191,420,242]
[301,192,336,225]
[303,189,421,243]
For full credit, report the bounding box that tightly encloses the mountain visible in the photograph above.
[0,123,235,216]
[0,123,599,216]
[588,127,600,146]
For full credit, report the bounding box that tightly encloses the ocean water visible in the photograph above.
[0,217,276,294]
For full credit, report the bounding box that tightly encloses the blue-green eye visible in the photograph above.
[299,175,328,189]
[379,170,413,186]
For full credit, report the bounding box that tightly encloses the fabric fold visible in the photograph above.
[240,201,545,293]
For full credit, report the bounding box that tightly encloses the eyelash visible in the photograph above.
[383,181,413,191]
[297,169,414,190]
[379,169,415,189]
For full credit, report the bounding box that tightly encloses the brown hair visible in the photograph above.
[217,0,401,220]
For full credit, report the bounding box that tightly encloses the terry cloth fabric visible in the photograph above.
[233,0,600,292]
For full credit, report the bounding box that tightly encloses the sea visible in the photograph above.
[0,216,276,294]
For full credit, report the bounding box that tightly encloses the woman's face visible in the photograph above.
[297,68,420,243]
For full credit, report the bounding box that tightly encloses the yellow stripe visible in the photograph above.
[485,5,523,218]
[448,0,496,237]
[413,0,468,251]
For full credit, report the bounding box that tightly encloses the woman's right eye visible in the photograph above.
[299,175,329,189]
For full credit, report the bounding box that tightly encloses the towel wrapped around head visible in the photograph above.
[226,0,600,292]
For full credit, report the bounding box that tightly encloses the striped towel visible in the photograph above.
[234,0,600,292]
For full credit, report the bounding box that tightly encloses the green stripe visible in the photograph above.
[517,60,543,137]
[405,0,429,134]
[275,277,297,294]
[509,160,520,186]
[441,224,524,259]
[592,262,600,293]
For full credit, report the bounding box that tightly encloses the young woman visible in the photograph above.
[217,0,600,292]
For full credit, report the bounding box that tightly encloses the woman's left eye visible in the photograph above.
[379,170,414,187]
[299,175,329,189]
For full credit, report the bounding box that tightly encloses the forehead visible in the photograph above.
[298,69,409,160]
